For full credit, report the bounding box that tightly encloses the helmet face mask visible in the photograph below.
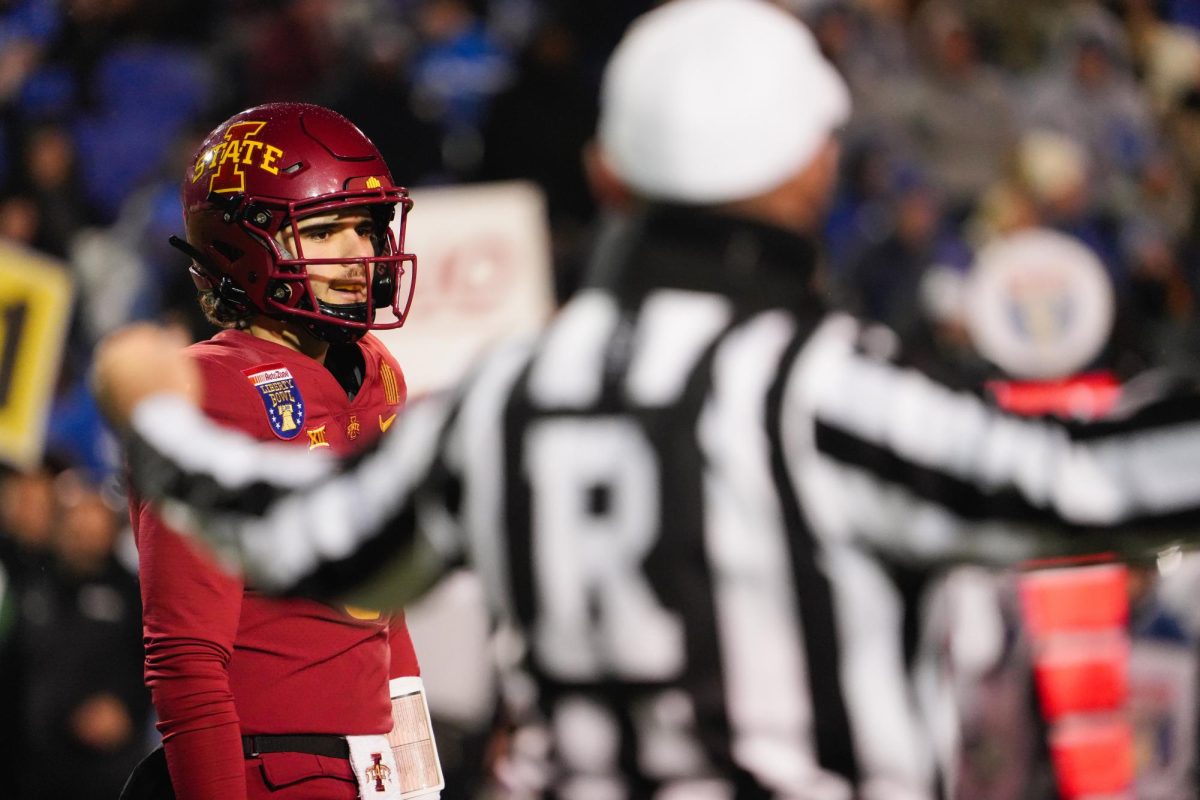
[177,103,417,341]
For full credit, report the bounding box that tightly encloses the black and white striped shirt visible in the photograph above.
[128,207,1200,799]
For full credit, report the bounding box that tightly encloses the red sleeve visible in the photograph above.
[372,338,417,680]
[388,612,421,679]
[363,337,420,681]
[136,500,247,800]
[134,349,261,799]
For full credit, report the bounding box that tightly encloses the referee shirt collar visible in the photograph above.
[596,203,823,309]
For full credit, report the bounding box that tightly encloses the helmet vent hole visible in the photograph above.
[282,162,304,175]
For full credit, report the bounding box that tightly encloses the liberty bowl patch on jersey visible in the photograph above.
[243,363,306,440]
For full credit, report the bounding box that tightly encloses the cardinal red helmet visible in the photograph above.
[174,102,416,342]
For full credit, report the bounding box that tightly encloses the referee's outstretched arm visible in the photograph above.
[800,314,1200,565]
[98,317,1200,608]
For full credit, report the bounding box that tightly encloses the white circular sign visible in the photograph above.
[964,229,1114,379]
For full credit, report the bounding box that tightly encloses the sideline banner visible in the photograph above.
[378,180,555,396]
[0,242,73,470]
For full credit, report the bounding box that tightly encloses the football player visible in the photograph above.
[124,103,441,800]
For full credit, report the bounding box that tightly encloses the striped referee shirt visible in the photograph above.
[128,206,1200,799]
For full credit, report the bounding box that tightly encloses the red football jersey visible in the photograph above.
[131,330,420,800]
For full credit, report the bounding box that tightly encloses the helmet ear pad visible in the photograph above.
[207,274,256,324]
[364,204,400,308]
[171,234,257,323]
[371,263,398,308]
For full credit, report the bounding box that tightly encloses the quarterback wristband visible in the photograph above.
[387,676,444,798]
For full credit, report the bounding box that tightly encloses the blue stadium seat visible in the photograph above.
[72,44,212,221]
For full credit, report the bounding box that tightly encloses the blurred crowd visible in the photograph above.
[815,0,1200,387]
[0,457,147,799]
[5,0,1200,796]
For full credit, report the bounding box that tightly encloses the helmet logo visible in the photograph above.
[365,176,381,189]
[306,424,330,450]
[192,120,286,195]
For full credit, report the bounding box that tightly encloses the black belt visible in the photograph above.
[241,734,349,759]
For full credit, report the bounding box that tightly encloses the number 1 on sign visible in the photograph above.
[0,300,28,410]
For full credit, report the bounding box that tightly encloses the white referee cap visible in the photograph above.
[598,0,851,204]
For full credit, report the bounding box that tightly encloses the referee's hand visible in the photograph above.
[90,322,201,430]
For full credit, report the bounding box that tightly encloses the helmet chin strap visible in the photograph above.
[301,300,370,344]
[293,262,398,345]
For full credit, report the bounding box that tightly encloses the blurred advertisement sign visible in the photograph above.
[379,180,555,396]
[0,243,73,469]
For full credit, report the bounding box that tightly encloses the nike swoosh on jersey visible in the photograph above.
[379,413,397,432]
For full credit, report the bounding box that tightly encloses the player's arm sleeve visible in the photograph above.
[136,499,247,800]
[126,384,466,609]
[388,612,420,679]
[791,314,1200,563]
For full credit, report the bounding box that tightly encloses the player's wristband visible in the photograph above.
[387,676,444,798]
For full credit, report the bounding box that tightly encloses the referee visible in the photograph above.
[95,0,1200,797]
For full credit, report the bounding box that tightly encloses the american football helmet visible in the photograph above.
[172,102,416,343]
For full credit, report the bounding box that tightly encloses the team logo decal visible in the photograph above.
[192,120,286,194]
[365,753,392,791]
[380,362,401,406]
[964,228,1114,380]
[244,363,305,440]
[307,425,330,450]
